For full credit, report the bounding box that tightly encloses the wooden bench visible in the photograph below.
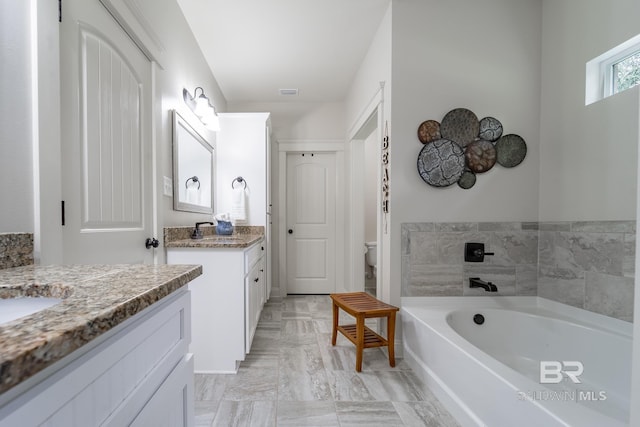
[330,292,399,372]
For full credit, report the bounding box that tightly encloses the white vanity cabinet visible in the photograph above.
[167,240,266,373]
[0,289,193,427]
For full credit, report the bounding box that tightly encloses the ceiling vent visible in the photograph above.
[279,88,299,96]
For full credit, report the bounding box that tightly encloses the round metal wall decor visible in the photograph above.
[479,117,503,142]
[495,134,527,167]
[417,139,465,187]
[457,170,476,189]
[417,120,441,144]
[416,108,526,190]
[440,108,479,147]
[464,140,496,173]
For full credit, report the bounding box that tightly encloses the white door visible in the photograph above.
[60,0,155,264]
[286,153,336,294]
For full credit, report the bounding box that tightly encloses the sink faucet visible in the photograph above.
[191,222,214,239]
[469,277,498,292]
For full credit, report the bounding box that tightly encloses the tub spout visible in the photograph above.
[469,277,498,292]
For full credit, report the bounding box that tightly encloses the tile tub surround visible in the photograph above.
[402,222,539,298]
[538,221,635,322]
[164,225,264,248]
[0,263,202,394]
[0,233,33,270]
[401,221,636,322]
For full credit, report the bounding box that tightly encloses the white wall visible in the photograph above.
[539,0,640,221]
[150,0,227,239]
[387,0,543,307]
[0,2,34,232]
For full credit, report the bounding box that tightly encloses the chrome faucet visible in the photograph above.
[469,277,498,292]
[191,221,214,239]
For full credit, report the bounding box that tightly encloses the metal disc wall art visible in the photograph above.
[479,117,503,142]
[458,170,476,189]
[440,108,479,147]
[415,108,526,189]
[495,134,527,167]
[417,120,441,144]
[465,140,496,173]
[417,139,465,187]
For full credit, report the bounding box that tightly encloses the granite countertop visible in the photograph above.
[0,263,202,394]
[164,225,264,249]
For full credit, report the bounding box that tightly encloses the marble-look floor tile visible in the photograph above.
[281,310,313,320]
[212,400,276,427]
[276,401,339,426]
[373,370,426,401]
[280,332,321,348]
[278,368,332,401]
[326,370,391,401]
[195,373,231,401]
[317,340,355,371]
[282,319,316,335]
[313,319,333,334]
[195,400,218,427]
[240,351,279,369]
[222,368,277,401]
[279,344,324,371]
[393,401,461,426]
[282,297,311,313]
[335,401,404,427]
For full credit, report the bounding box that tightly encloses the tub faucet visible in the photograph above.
[469,277,498,292]
[191,222,214,239]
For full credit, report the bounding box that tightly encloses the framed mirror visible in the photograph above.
[172,110,214,214]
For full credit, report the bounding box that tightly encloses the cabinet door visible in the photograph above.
[129,354,194,427]
[245,262,262,353]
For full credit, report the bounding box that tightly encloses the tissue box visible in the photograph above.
[216,220,234,235]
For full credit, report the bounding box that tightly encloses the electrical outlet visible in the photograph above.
[163,176,173,197]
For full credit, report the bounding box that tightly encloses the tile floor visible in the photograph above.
[194,295,460,427]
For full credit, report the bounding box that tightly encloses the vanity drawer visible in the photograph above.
[244,239,264,271]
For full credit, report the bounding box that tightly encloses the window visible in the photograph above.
[612,50,640,94]
[585,33,640,105]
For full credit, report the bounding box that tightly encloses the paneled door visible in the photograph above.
[60,0,154,263]
[286,153,336,294]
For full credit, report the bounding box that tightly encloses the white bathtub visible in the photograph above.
[401,297,632,427]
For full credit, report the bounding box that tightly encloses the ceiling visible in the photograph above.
[176,0,390,106]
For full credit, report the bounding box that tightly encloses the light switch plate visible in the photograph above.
[163,176,173,197]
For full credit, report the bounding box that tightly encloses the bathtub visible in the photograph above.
[401,297,632,427]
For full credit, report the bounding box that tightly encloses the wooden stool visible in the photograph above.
[330,292,399,372]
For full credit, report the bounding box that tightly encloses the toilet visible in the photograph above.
[364,241,377,278]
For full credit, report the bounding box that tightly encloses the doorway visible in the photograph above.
[350,110,380,296]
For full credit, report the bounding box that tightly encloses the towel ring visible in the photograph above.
[232,176,247,189]
[185,176,200,189]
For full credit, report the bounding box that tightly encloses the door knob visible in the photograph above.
[145,238,160,249]
[288,229,293,234]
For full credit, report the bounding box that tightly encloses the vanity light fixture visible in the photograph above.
[183,87,220,131]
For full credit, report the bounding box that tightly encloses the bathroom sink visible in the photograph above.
[0,283,72,325]
[0,297,62,325]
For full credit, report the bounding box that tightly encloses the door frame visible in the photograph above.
[347,84,385,297]
[277,141,345,297]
